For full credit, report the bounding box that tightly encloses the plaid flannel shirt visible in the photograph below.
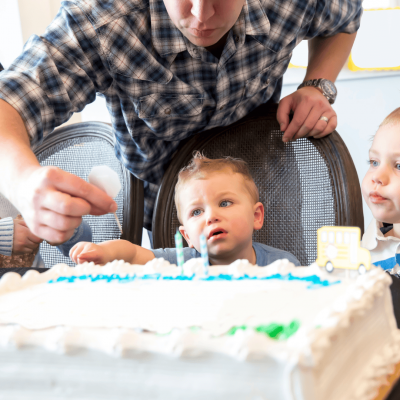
[0,0,362,230]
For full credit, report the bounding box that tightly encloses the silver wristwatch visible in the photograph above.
[297,78,337,104]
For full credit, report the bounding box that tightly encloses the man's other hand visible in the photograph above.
[277,86,337,142]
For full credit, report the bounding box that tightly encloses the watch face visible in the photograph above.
[321,80,337,97]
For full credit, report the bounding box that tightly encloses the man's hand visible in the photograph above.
[14,166,117,244]
[70,242,110,265]
[13,218,43,254]
[277,87,337,142]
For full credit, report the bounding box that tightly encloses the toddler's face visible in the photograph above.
[178,171,263,263]
[362,124,400,224]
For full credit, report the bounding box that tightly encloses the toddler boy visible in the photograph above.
[361,107,400,269]
[70,154,300,266]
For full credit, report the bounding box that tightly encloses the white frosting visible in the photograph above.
[0,259,399,400]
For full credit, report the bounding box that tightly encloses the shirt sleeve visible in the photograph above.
[0,217,14,256]
[151,247,200,265]
[0,4,112,147]
[304,0,363,39]
[56,220,92,257]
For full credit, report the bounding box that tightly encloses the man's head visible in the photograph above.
[175,153,264,264]
[362,107,400,224]
[163,0,245,48]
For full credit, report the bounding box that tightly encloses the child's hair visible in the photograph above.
[174,152,259,222]
[380,107,400,128]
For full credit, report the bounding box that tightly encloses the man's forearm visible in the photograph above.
[0,100,40,204]
[304,32,357,82]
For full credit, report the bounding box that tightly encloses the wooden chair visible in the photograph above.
[151,103,363,266]
[33,122,144,267]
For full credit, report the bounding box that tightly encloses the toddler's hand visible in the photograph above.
[69,242,109,265]
[13,218,43,255]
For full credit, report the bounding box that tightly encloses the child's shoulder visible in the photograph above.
[253,242,301,267]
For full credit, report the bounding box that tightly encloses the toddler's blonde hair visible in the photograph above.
[380,107,400,128]
[174,152,259,223]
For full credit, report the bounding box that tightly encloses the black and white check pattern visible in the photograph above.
[0,0,362,230]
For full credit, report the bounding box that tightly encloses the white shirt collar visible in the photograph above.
[362,218,400,250]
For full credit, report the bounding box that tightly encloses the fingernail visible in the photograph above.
[109,202,117,213]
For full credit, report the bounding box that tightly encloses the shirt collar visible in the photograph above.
[244,0,270,38]
[150,0,270,57]
[362,218,400,250]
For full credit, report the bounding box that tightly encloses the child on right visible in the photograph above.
[361,107,400,270]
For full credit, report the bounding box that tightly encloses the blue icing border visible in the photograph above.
[48,273,340,289]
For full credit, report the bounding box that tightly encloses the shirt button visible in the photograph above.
[193,48,198,54]
[266,79,270,85]
[164,108,171,115]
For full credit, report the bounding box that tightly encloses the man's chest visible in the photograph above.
[106,38,292,139]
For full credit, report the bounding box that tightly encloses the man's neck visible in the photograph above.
[205,32,229,59]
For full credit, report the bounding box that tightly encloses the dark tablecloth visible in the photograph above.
[1,267,400,398]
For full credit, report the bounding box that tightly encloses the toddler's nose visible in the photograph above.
[206,209,220,225]
[372,176,383,185]
[372,168,388,186]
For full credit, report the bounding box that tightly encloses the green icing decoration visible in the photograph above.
[227,320,300,340]
[226,325,248,336]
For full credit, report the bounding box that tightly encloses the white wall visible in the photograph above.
[1,0,82,125]
[0,0,24,68]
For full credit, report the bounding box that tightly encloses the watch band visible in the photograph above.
[297,78,337,104]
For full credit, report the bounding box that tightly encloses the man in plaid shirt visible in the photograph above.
[0,0,361,243]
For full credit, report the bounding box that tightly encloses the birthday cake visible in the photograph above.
[0,258,399,400]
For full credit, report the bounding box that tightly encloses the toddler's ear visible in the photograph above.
[253,202,264,231]
[179,226,194,248]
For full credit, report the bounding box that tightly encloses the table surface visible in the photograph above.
[1,266,400,398]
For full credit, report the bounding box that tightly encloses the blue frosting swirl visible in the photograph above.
[48,272,340,289]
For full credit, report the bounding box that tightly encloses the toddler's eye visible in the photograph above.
[191,209,202,217]
[396,164,400,171]
[220,200,233,208]
[368,159,379,167]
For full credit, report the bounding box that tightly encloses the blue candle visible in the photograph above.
[175,231,184,274]
[200,233,209,275]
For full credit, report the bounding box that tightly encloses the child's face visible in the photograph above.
[362,124,400,224]
[163,0,245,48]
[178,170,264,263]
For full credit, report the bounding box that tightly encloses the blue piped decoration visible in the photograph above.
[48,272,340,289]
